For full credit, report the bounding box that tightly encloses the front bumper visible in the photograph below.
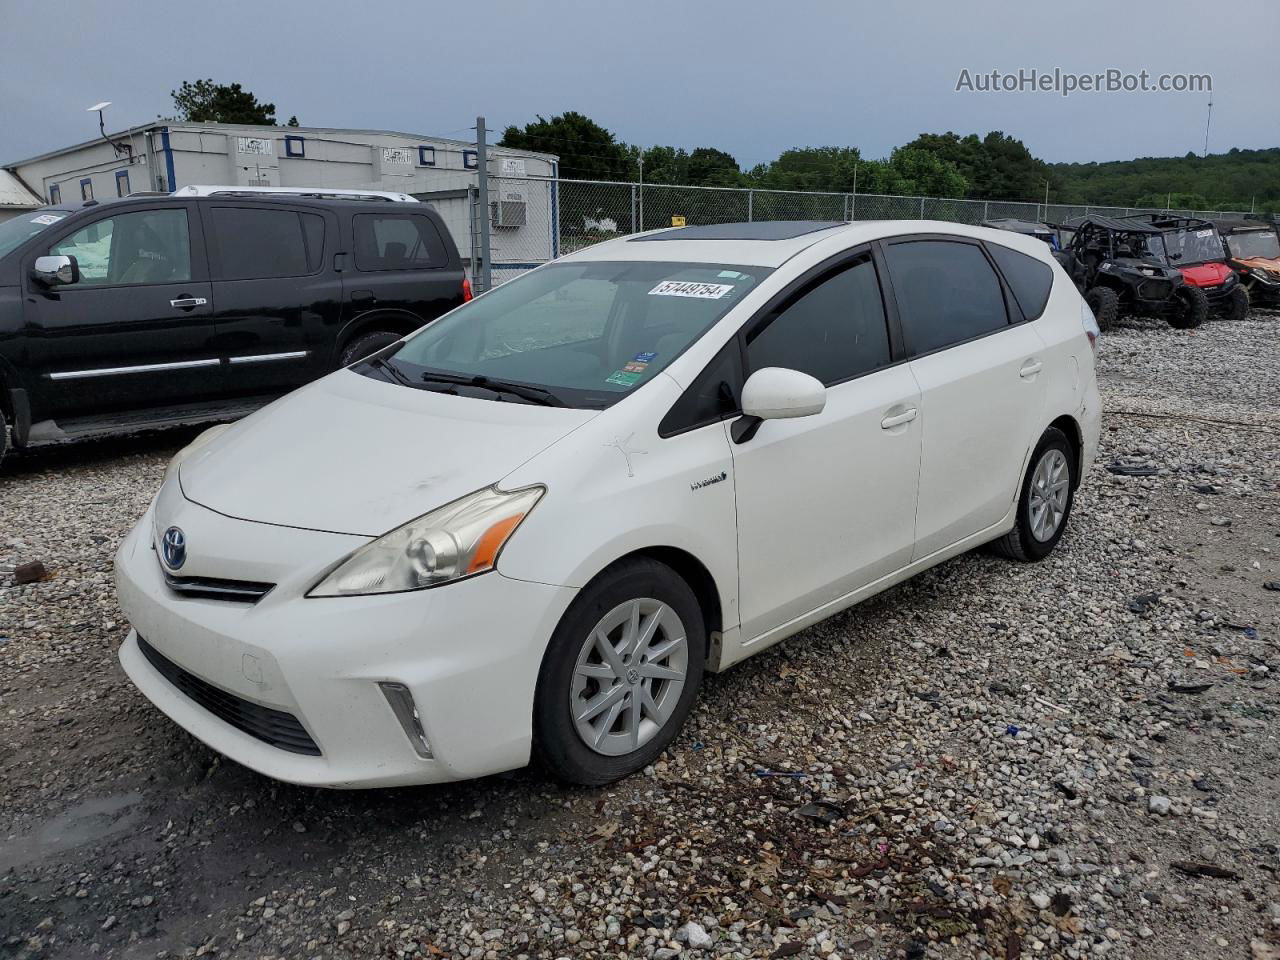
[115,501,576,788]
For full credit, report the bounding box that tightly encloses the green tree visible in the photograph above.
[169,79,287,125]
[500,112,630,181]
[686,147,742,187]
[749,146,864,192]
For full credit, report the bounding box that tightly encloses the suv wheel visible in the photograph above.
[339,331,402,367]
[1223,285,1250,322]
[534,557,705,785]
[1084,286,1119,331]
[991,427,1076,563]
[1167,285,1208,329]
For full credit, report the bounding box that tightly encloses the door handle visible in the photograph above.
[1019,359,1044,378]
[880,407,918,430]
[170,297,208,309]
[350,290,376,303]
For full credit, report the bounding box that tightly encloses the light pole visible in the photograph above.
[1040,178,1050,219]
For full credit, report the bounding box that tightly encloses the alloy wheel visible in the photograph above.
[1028,448,1070,542]
[569,598,689,756]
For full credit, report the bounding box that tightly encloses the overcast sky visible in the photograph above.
[2,0,1275,169]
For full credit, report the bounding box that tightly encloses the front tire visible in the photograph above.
[1167,285,1208,329]
[339,330,401,367]
[991,427,1076,563]
[1223,284,1250,322]
[1084,286,1120,332]
[533,558,706,786]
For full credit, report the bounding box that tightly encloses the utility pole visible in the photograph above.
[1203,98,1213,158]
[475,116,492,293]
[637,154,644,232]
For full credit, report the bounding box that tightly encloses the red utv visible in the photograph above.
[1121,214,1250,321]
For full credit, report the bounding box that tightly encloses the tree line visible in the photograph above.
[500,112,1280,214]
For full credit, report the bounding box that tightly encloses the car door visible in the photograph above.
[348,211,463,327]
[203,203,341,395]
[728,250,922,644]
[880,236,1047,560]
[25,202,217,418]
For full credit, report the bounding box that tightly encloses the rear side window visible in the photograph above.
[746,255,891,386]
[884,240,1008,355]
[986,242,1053,320]
[211,207,324,280]
[354,214,447,271]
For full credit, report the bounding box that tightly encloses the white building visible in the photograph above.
[0,169,43,224]
[4,122,559,276]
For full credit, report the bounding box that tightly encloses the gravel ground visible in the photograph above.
[2,310,1278,960]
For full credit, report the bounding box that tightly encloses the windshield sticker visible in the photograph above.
[31,214,65,226]
[623,361,648,373]
[633,351,657,362]
[717,270,743,279]
[1195,229,1213,239]
[649,280,734,300]
[606,371,644,387]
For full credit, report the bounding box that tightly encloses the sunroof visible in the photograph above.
[631,220,845,242]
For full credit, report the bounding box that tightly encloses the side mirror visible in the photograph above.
[731,367,826,444]
[33,255,79,286]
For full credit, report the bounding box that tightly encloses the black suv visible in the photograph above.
[0,193,467,466]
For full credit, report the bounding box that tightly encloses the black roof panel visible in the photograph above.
[631,220,845,242]
[1061,215,1164,234]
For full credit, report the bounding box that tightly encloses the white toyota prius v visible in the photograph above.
[115,219,1101,788]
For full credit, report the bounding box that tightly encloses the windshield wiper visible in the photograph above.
[420,371,564,406]
[368,356,417,389]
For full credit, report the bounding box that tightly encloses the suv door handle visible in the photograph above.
[1019,359,1044,378]
[880,407,918,430]
[350,290,376,303]
[170,297,208,309]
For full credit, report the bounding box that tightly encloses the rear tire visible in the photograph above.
[990,427,1076,563]
[533,558,705,786]
[1084,286,1119,332]
[339,330,401,367]
[1167,285,1208,329]
[0,408,8,471]
[1223,284,1250,322]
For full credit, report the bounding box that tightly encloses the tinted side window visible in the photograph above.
[211,208,322,280]
[746,256,890,386]
[49,209,191,286]
[986,242,1053,320]
[885,240,1007,355]
[354,215,447,271]
[659,339,743,436]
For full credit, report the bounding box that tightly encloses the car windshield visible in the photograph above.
[373,260,771,409]
[0,209,70,260]
[1155,226,1224,265]
[1226,230,1280,260]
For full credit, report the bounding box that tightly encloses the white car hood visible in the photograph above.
[179,370,596,536]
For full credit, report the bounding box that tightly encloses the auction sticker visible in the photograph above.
[649,280,734,299]
[606,371,644,387]
[31,214,64,225]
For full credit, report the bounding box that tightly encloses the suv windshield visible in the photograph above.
[1153,226,1224,265]
[0,209,70,260]
[372,260,770,409]
[1226,230,1280,260]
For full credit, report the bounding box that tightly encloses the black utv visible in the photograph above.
[1055,216,1206,331]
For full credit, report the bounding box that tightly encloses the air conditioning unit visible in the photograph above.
[490,190,527,228]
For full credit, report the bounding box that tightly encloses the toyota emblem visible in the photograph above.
[161,526,187,570]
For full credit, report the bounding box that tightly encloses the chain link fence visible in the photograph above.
[465,176,1259,286]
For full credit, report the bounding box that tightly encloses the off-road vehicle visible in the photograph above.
[1121,214,1249,321]
[981,218,1058,249]
[1056,215,1204,331]
[1210,217,1280,309]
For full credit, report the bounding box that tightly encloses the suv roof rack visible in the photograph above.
[171,185,419,203]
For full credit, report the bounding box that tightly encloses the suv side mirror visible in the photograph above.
[33,255,80,286]
[731,367,826,444]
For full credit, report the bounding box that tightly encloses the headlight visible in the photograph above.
[308,485,545,597]
[164,422,233,485]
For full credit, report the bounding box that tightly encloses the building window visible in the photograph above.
[463,149,478,170]
[284,135,305,158]
[49,184,61,204]
[418,145,436,167]
[115,170,131,197]
[80,178,94,202]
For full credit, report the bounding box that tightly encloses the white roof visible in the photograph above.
[0,169,42,209]
[172,185,419,203]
